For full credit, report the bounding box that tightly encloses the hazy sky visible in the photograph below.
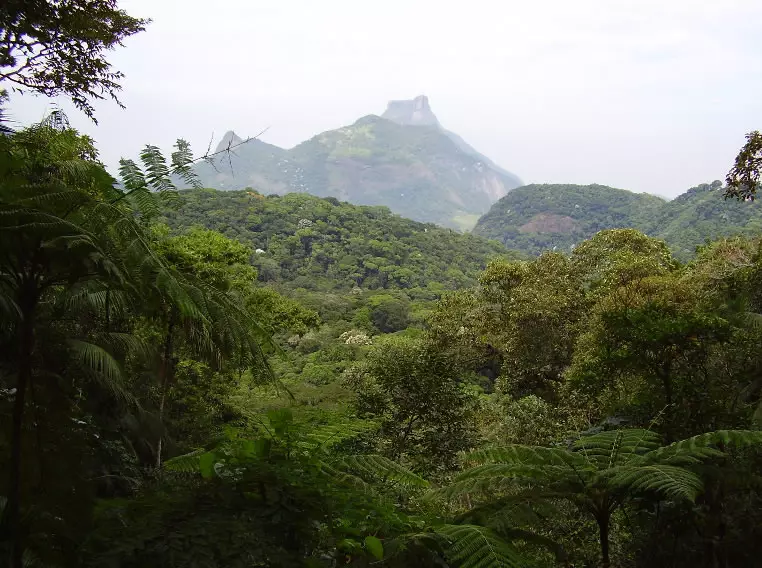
[8,0,762,198]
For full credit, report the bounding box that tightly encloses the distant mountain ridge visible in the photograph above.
[473,181,762,259]
[192,96,522,230]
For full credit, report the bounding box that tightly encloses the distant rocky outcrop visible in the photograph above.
[382,95,441,127]
[192,97,523,230]
[383,95,522,188]
[214,130,244,153]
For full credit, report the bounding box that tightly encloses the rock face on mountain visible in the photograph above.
[473,181,762,259]
[382,95,441,127]
[382,96,522,188]
[193,97,522,229]
[214,130,244,153]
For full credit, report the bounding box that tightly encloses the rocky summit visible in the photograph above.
[192,97,522,230]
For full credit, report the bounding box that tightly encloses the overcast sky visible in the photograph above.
[8,0,762,198]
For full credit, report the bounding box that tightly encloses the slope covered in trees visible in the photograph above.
[5,119,762,568]
[163,188,517,291]
[472,183,665,255]
[474,182,762,259]
[4,2,762,567]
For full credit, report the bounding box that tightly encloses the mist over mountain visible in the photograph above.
[193,96,522,230]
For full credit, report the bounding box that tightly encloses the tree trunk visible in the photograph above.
[155,314,175,469]
[597,513,611,568]
[6,297,36,568]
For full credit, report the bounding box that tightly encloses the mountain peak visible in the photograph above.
[382,95,440,127]
[215,130,244,153]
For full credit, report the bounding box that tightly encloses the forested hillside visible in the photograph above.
[473,183,664,255]
[474,182,762,258]
[4,3,762,568]
[163,188,515,291]
[654,180,762,258]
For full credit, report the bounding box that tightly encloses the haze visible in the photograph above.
[8,0,762,198]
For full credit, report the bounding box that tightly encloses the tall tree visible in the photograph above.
[439,429,762,568]
[345,336,474,476]
[725,131,762,201]
[0,119,158,565]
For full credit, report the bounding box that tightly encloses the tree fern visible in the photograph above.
[439,428,762,568]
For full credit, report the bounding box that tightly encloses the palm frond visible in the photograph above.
[67,339,133,404]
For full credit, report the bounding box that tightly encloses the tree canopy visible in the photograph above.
[0,0,148,119]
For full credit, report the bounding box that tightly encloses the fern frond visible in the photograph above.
[454,463,572,484]
[164,449,205,474]
[455,493,559,529]
[118,158,147,192]
[465,445,587,468]
[16,189,90,210]
[640,430,762,465]
[432,476,531,503]
[321,462,376,494]
[608,464,703,501]
[298,421,374,452]
[435,464,578,502]
[573,429,661,466]
[125,187,160,219]
[433,524,528,568]
[139,145,175,194]
[170,139,202,189]
[330,455,429,488]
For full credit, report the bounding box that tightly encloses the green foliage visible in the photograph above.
[0,119,273,565]
[345,336,476,476]
[725,131,762,201]
[6,59,762,567]
[163,187,517,292]
[474,183,666,255]
[474,182,762,260]
[654,181,762,260]
[431,524,527,568]
[567,272,736,438]
[441,428,762,567]
[0,0,148,120]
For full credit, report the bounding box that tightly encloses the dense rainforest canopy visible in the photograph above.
[473,182,762,259]
[2,2,762,568]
